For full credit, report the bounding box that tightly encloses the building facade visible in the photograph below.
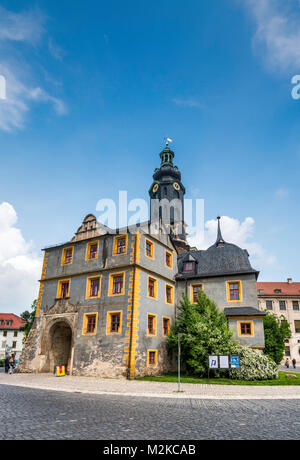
[257,281,300,364]
[18,143,265,378]
[0,314,25,360]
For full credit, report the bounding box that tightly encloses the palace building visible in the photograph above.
[18,142,265,378]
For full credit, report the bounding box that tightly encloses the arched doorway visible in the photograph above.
[49,321,72,374]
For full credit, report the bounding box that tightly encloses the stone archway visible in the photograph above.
[49,321,72,374]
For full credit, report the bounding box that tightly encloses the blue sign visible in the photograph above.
[230,356,240,369]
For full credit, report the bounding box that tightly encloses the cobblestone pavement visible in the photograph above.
[1,372,300,399]
[0,384,299,440]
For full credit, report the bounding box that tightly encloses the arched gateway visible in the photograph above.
[49,321,72,373]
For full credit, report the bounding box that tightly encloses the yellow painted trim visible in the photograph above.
[113,234,128,256]
[82,312,98,336]
[226,280,242,302]
[190,284,204,304]
[108,271,125,296]
[106,310,123,335]
[36,252,48,317]
[147,276,158,300]
[165,284,174,305]
[85,276,102,299]
[162,317,171,336]
[147,313,157,336]
[85,240,99,261]
[145,238,155,260]
[165,251,173,269]
[61,246,74,266]
[147,349,158,366]
[237,320,254,337]
[56,279,71,299]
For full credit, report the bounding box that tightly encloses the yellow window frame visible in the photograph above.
[165,251,173,269]
[165,284,174,305]
[56,279,71,299]
[162,317,171,336]
[226,280,242,302]
[108,271,125,296]
[147,313,157,336]
[113,234,128,256]
[85,240,99,261]
[190,284,203,304]
[82,312,98,336]
[147,276,158,300]
[238,321,254,337]
[61,246,74,266]
[85,276,102,299]
[106,311,123,335]
[147,349,158,366]
[145,238,154,260]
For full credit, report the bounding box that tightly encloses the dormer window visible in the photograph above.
[184,262,194,273]
[274,289,282,294]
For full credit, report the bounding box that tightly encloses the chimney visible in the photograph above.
[287,278,293,284]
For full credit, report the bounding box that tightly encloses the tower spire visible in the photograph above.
[216,216,225,247]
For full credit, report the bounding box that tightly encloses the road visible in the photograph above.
[0,384,299,440]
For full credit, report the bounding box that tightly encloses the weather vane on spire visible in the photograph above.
[164,137,173,147]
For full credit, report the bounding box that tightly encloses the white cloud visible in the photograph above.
[242,0,300,72]
[0,203,42,315]
[0,7,67,132]
[188,215,277,270]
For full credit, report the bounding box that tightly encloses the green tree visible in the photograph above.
[263,312,292,365]
[20,299,37,341]
[167,293,237,376]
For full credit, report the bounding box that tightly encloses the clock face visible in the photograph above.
[173,182,180,191]
[153,184,159,193]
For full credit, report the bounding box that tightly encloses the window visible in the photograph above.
[109,273,125,296]
[275,289,282,294]
[145,239,154,259]
[163,318,170,336]
[165,251,173,268]
[148,277,157,299]
[62,247,73,265]
[227,281,241,302]
[83,313,98,335]
[86,241,99,260]
[6,320,12,326]
[285,346,291,357]
[86,277,101,299]
[113,235,127,255]
[106,311,122,334]
[3,331,7,337]
[279,301,286,311]
[57,280,71,299]
[1,341,6,348]
[183,262,194,273]
[147,315,156,336]
[239,322,253,336]
[12,341,17,349]
[266,300,273,311]
[295,321,300,334]
[293,301,300,311]
[191,284,203,304]
[14,331,18,338]
[148,350,157,366]
[166,285,174,305]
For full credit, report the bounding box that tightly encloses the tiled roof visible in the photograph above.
[257,282,300,296]
[0,314,24,330]
[224,307,266,317]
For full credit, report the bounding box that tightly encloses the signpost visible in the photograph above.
[178,333,182,393]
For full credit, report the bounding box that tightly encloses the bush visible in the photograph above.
[0,359,4,368]
[230,347,279,381]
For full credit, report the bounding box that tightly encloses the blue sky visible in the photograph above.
[0,0,300,314]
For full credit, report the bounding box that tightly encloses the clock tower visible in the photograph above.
[149,141,187,243]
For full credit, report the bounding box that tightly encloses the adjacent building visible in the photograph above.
[18,142,266,378]
[257,280,300,363]
[0,314,25,360]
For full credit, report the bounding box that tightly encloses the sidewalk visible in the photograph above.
[1,372,300,399]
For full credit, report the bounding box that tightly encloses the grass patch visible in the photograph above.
[136,371,300,386]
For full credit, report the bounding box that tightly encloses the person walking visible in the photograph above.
[285,358,290,369]
[8,355,15,375]
[4,357,9,374]
[292,358,297,369]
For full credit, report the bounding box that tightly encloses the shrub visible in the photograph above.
[230,347,279,381]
